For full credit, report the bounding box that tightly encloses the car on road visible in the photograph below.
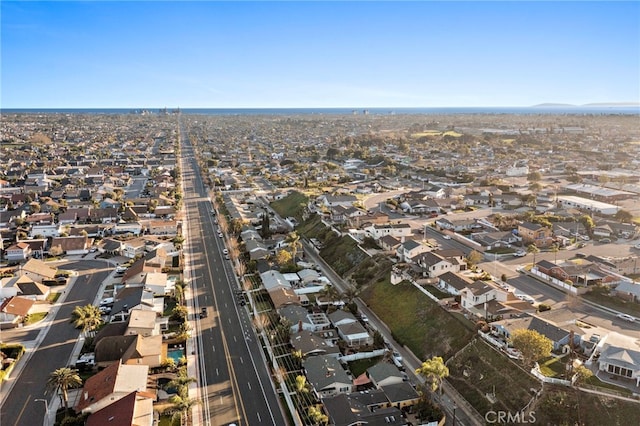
[599,238,611,243]
[199,307,208,318]
[222,249,228,255]
[634,243,640,250]
[443,235,452,240]
[513,250,526,257]
[617,313,636,322]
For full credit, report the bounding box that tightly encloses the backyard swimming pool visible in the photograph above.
[167,347,185,364]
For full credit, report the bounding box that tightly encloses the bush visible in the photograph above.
[538,304,551,312]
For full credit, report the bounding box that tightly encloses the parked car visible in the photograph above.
[200,307,208,318]
[222,249,228,255]
[513,250,526,257]
[99,297,114,306]
[634,243,640,250]
[617,313,636,322]
[600,238,611,243]
[443,235,452,240]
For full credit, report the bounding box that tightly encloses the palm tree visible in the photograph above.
[71,305,103,336]
[526,244,540,268]
[342,286,360,304]
[169,393,199,426]
[167,367,197,398]
[47,367,82,410]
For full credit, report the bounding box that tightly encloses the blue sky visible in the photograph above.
[2,1,639,108]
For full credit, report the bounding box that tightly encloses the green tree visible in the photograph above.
[466,250,484,267]
[70,305,103,336]
[308,405,329,425]
[550,243,559,264]
[295,375,309,393]
[510,329,553,368]
[274,249,293,267]
[614,209,633,223]
[415,356,449,396]
[47,367,82,410]
[169,393,199,426]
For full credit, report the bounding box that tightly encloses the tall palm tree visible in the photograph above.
[71,305,103,336]
[286,231,302,260]
[527,244,540,268]
[169,393,199,426]
[47,367,82,410]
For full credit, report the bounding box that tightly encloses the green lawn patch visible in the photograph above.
[348,356,382,377]
[585,375,634,395]
[47,292,61,303]
[270,191,309,223]
[360,278,472,360]
[447,339,540,415]
[24,311,47,325]
[539,356,569,378]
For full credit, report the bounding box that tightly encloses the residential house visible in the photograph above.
[125,309,160,337]
[596,334,640,387]
[94,334,163,368]
[492,314,582,352]
[319,194,358,209]
[396,239,431,263]
[0,296,35,329]
[303,354,353,398]
[75,362,151,414]
[50,235,91,255]
[366,362,404,388]
[438,271,474,296]
[518,222,554,248]
[17,258,57,283]
[381,381,421,411]
[109,286,158,322]
[246,239,269,260]
[4,242,32,262]
[612,281,640,303]
[460,280,504,312]
[379,235,401,252]
[122,238,146,259]
[290,330,341,358]
[146,219,178,236]
[364,223,412,241]
[85,391,155,426]
[414,252,460,278]
[30,223,62,238]
[323,393,406,426]
[279,304,330,333]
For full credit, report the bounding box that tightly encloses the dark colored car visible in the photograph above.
[200,307,207,318]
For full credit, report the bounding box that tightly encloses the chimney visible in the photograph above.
[298,320,303,333]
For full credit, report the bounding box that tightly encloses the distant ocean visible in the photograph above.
[1,106,639,115]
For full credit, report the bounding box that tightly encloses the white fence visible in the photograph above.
[530,365,573,386]
[339,349,387,362]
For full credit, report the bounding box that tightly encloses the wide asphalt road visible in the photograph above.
[180,123,286,426]
[0,260,111,426]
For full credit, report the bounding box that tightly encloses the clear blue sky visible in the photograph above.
[2,1,639,108]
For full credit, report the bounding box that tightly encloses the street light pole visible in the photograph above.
[453,402,457,426]
[34,398,49,426]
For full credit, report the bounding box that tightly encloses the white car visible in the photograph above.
[222,249,228,255]
[617,313,636,322]
[443,235,452,240]
[634,244,640,250]
[513,251,526,257]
